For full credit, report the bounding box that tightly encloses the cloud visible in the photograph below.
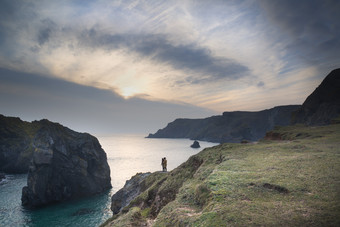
[260,0,340,70]
[257,81,265,87]
[0,67,217,134]
[37,19,56,46]
[78,29,249,84]
[0,0,338,114]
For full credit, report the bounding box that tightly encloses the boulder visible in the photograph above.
[190,140,200,148]
[21,119,111,208]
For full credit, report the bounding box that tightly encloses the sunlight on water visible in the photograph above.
[0,134,218,226]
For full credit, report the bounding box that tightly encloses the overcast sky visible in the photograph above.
[0,0,339,134]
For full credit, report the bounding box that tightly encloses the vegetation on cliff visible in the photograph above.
[102,123,340,226]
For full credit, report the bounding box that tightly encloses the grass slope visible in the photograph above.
[102,124,340,226]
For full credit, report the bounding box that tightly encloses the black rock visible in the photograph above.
[20,119,111,208]
[190,141,200,148]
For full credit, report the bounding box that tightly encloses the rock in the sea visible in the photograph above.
[111,172,151,214]
[190,140,200,148]
[21,119,111,208]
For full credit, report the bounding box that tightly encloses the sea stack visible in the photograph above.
[190,140,200,148]
[21,119,111,208]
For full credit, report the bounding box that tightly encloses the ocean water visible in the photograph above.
[0,134,217,227]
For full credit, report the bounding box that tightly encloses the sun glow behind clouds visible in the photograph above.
[0,0,339,112]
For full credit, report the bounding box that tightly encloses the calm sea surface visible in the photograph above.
[0,134,217,227]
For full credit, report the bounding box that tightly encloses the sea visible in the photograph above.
[0,134,218,227]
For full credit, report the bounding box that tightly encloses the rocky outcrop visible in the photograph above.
[190,140,200,148]
[292,68,340,125]
[1,114,112,207]
[110,155,203,221]
[111,172,151,214]
[147,105,300,143]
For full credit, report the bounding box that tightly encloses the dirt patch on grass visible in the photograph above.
[248,182,289,194]
[262,183,289,193]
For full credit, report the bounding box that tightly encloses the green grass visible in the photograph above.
[102,124,340,226]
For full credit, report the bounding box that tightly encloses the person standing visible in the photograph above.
[163,157,167,172]
[161,157,167,172]
[161,158,165,171]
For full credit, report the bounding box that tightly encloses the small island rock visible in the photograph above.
[190,140,200,148]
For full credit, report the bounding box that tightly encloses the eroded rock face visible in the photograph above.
[21,120,111,208]
[111,172,151,214]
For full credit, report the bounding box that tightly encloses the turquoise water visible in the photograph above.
[0,135,217,227]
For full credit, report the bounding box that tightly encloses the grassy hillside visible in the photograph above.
[102,123,340,226]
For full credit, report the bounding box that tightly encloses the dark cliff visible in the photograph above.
[0,114,111,207]
[147,105,300,143]
[20,119,112,208]
[291,68,340,125]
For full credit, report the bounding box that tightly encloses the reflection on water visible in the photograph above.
[0,134,217,226]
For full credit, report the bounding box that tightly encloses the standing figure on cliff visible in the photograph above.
[161,157,167,172]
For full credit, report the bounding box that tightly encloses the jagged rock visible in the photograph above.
[111,172,151,214]
[190,140,200,148]
[20,119,111,208]
[147,105,300,143]
[292,68,340,125]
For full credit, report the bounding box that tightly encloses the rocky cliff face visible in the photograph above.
[111,172,151,214]
[147,105,300,143]
[20,119,111,208]
[0,114,111,207]
[291,68,340,125]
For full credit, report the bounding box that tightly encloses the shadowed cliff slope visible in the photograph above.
[292,68,340,125]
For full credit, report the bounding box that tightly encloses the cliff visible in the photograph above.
[147,105,300,143]
[291,68,340,125]
[0,114,111,208]
[0,114,38,173]
[102,123,340,226]
[20,119,112,208]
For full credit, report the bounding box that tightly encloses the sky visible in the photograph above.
[0,0,339,134]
